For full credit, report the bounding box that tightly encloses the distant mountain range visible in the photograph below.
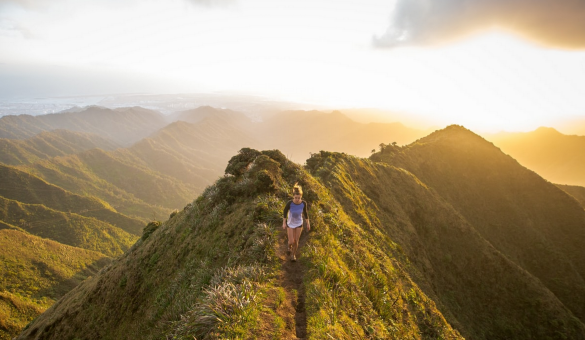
[256,110,427,160]
[487,127,585,186]
[0,106,167,146]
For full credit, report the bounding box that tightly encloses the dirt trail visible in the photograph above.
[277,227,309,339]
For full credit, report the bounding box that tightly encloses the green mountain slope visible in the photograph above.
[0,196,137,257]
[0,106,167,146]
[0,129,119,166]
[0,228,110,340]
[309,151,585,339]
[373,125,585,323]
[0,164,143,235]
[488,127,585,186]
[18,147,585,340]
[18,156,169,221]
[20,149,195,215]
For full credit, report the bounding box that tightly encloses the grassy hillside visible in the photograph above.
[373,125,585,324]
[0,229,110,340]
[557,184,585,209]
[19,156,169,221]
[308,151,585,339]
[0,164,144,235]
[0,106,167,146]
[488,127,585,186]
[17,147,585,339]
[0,129,118,166]
[0,196,138,257]
[20,149,194,216]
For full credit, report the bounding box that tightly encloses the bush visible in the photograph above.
[142,221,161,240]
[225,148,262,177]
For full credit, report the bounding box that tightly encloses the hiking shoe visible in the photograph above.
[287,244,292,256]
[292,254,297,262]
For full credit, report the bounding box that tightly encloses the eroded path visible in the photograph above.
[276,227,309,339]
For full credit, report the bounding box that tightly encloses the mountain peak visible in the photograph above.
[534,126,562,135]
[410,124,486,147]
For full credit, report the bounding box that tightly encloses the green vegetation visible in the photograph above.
[0,229,110,340]
[0,196,137,257]
[18,149,195,219]
[0,129,118,166]
[0,291,46,340]
[18,155,170,221]
[0,164,144,235]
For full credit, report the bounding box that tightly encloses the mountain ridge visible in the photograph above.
[0,106,167,146]
[372,124,585,322]
[0,129,119,166]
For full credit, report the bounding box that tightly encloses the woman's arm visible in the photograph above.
[282,201,291,229]
[303,201,310,231]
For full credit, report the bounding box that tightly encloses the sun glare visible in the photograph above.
[335,29,585,132]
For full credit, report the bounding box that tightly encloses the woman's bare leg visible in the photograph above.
[287,227,295,254]
[292,226,303,256]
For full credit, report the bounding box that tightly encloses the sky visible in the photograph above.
[1,0,585,132]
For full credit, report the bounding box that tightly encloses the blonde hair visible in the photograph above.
[292,183,303,196]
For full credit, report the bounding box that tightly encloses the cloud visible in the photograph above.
[374,0,585,49]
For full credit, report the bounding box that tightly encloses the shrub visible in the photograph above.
[171,280,260,339]
[142,221,161,240]
[225,148,262,177]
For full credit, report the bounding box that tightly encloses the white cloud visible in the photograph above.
[374,0,585,49]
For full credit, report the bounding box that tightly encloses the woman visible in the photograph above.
[282,183,310,262]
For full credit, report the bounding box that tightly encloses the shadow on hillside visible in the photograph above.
[33,257,111,300]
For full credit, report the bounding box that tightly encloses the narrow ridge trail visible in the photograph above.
[277,227,309,339]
